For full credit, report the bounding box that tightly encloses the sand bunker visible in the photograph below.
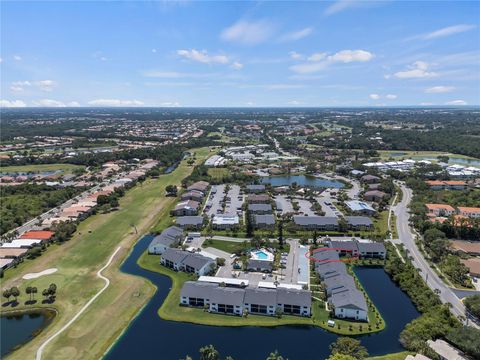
[23,268,58,280]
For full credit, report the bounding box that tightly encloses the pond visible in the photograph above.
[387,153,480,167]
[261,175,344,189]
[106,235,420,360]
[0,310,55,357]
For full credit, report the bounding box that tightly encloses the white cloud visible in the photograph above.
[0,99,27,107]
[230,61,244,70]
[152,49,157,53]
[386,94,397,100]
[423,24,476,40]
[265,84,305,90]
[160,101,180,107]
[290,49,374,74]
[287,100,304,105]
[369,94,380,100]
[369,94,397,100]
[221,19,275,45]
[278,27,313,42]
[245,101,255,106]
[87,99,145,107]
[307,52,327,62]
[420,102,435,106]
[445,100,467,106]
[425,86,455,93]
[13,55,22,61]
[393,61,438,79]
[177,49,229,64]
[67,101,81,107]
[289,51,303,60]
[10,80,57,92]
[32,99,69,107]
[92,51,108,61]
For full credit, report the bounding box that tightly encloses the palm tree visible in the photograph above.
[32,287,38,301]
[199,345,219,360]
[10,287,20,302]
[26,286,32,302]
[3,289,11,303]
[42,289,49,301]
[266,350,284,360]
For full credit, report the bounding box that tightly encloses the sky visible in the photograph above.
[1,0,479,108]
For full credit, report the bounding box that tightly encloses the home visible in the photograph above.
[460,258,480,278]
[344,216,373,231]
[244,287,277,315]
[425,180,468,190]
[361,174,381,184]
[329,240,359,257]
[187,181,209,194]
[245,184,266,193]
[425,204,456,217]
[276,288,311,316]
[363,190,387,202]
[181,190,204,202]
[254,214,276,230]
[457,206,480,219]
[248,203,273,215]
[20,230,54,242]
[427,339,468,360]
[357,242,387,258]
[148,226,183,254]
[171,200,200,216]
[161,248,215,276]
[247,259,273,272]
[176,216,204,230]
[450,240,480,256]
[345,201,376,216]
[209,286,245,315]
[180,281,217,307]
[330,288,368,321]
[293,216,339,231]
[212,214,239,230]
[247,194,270,204]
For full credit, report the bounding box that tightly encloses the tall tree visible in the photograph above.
[199,345,220,360]
[329,337,369,359]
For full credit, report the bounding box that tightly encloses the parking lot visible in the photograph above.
[205,184,225,216]
[224,184,243,216]
[315,193,343,217]
[296,199,315,216]
[275,195,294,214]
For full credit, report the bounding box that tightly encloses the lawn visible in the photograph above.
[207,167,230,180]
[0,163,85,174]
[137,251,385,335]
[1,147,213,360]
[367,352,413,360]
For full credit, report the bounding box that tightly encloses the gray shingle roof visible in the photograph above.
[345,216,373,227]
[150,226,183,248]
[182,252,214,271]
[181,281,217,299]
[161,248,188,264]
[210,286,245,306]
[254,214,275,225]
[248,203,272,212]
[293,216,338,226]
[276,288,311,307]
[176,216,204,226]
[247,259,273,270]
[330,288,367,311]
[357,242,386,253]
[246,184,266,191]
[244,288,277,306]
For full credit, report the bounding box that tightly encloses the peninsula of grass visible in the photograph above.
[137,251,386,335]
[0,163,85,174]
[0,147,213,360]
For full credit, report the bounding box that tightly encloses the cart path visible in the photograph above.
[35,246,122,360]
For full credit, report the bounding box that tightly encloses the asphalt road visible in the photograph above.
[394,183,478,326]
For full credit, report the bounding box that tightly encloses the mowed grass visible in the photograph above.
[0,163,85,174]
[367,352,413,360]
[1,147,213,360]
[207,167,230,180]
[138,252,385,335]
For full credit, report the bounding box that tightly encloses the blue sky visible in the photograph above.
[1,1,479,107]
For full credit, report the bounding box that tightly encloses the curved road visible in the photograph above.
[35,246,121,360]
[394,183,479,327]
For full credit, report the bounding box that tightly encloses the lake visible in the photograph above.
[387,153,480,167]
[105,235,420,360]
[1,310,54,357]
[261,175,345,189]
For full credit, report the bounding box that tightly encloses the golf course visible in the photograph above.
[0,147,213,360]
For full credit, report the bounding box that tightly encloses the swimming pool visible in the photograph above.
[254,251,269,260]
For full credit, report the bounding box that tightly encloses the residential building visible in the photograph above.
[148,226,183,254]
[293,216,339,231]
[244,288,277,315]
[180,281,217,307]
[161,248,215,276]
[187,181,209,194]
[450,240,480,256]
[245,184,266,193]
[247,194,270,204]
[344,216,373,231]
[361,174,381,184]
[181,190,204,202]
[276,287,311,316]
[425,180,468,190]
[364,190,387,202]
[427,339,467,360]
[212,214,239,230]
[457,206,480,219]
[330,288,368,321]
[20,230,54,241]
[254,214,275,229]
[171,200,200,216]
[248,203,273,215]
[247,259,273,272]
[176,216,204,230]
[345,201,376,216]
[425,204,456,217]
[209,286,245,315]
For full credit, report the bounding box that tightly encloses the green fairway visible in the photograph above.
[137,251,385,335]
[0,163,85,174]
[367,352,413,360]
[1,147,213,360]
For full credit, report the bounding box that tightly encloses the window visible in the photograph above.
[217,304,234,314]
[283,304,301,314]
[188,297,204,307]
[250,304,268,314]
